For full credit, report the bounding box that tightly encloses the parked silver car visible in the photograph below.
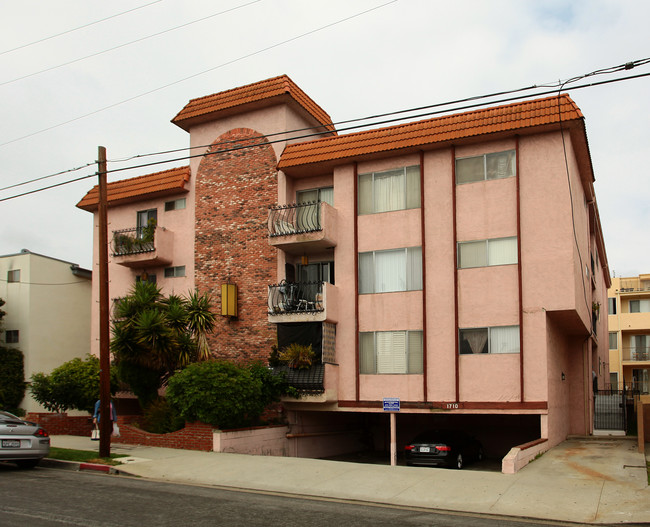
[0,410,50,468]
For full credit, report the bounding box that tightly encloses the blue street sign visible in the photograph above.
[383,397,400,412]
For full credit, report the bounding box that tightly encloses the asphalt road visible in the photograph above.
[0,464,597,527]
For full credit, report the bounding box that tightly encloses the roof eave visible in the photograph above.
[172,92,336,135]
[77,185,189,213]
[278,118,584,176]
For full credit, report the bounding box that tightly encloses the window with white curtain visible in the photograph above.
[359,330,423,374]
[458,237,517,268]
[358,166,420,215]
[359,247,422,294]
[459,326,520,354]
[456,150,516,184]
[629,299,650,313]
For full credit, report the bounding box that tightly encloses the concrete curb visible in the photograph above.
[41,458,118,474]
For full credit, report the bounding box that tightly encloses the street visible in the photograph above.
[0,464,594,527]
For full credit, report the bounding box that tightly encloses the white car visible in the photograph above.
[0,410,50,468]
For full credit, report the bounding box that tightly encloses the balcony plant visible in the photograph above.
[277,343,315,370]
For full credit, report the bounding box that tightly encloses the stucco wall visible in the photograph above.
[1,252,91,412]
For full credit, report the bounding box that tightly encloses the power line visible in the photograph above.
[0,0,263,87]
[0,173,95,203]
[0,1,162,56]
[110,58,650,166]
[0,0,397,148]
[0,162,95,192]
[2,60,649,203]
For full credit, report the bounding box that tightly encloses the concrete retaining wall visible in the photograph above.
[502,438,549,474]
[214,425,290,456]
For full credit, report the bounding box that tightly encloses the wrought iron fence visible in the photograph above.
[268,281,324,314]
[112,227,155,256]
[594,387,626,431]
[268,202,322,237]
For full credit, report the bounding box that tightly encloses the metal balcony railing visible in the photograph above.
[622,347,650,361]
[619,278,650,292]
[268,281,324,314]
[268,202,322,237]
[112,227,156,256]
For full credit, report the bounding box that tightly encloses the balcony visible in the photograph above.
[618,277,650,294]
[111,226,173,268]
[268,281,338,323]
[268,202,337,254]
[622,347,650,362]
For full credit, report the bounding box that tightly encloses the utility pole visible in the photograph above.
[97,146,111,458]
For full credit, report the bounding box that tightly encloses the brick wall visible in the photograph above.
[113,419,214,451]
[195,128,278,363]
[27,412,215,451]
[26,413,93,436]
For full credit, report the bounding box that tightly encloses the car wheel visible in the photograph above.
[16,459,39,469]
[455,453,463,470]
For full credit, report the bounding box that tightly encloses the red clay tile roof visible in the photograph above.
[172,75,335,133]
[278,94,584,170]
[77,166,190,212]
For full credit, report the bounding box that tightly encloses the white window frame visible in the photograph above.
[455,150,516,185]
[164,266,186,278]
[7,269,20,283]
[359,330,423,374]
[629,299,650,313]
[165,198,186,211]
[358,165,420,215]
[458,237,518,269]
[608,297,616,315]
[459,326,520,354]
[359,247,422,294]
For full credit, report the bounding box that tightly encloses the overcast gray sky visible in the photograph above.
[0,0,648,277]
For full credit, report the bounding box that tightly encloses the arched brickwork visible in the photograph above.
[195,128,277,362]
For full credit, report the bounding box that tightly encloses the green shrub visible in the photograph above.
[141,398,185,434]
[30,354,118,413]
[0,347,25,412]
[167,361,268,429]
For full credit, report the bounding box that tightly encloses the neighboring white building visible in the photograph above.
[0,250,92,413]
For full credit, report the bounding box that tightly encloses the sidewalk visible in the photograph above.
[46,435,649,525]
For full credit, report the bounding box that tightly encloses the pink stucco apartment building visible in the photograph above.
[78,75,610,465]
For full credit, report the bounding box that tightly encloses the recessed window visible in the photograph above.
[459,326,520,354]
[164,266,186,278]
[608,332,618,350]
[7,269,20,283]
[136,273,157,284]
[165,198,186,211]
[629,300,650,313]
[359,330,423,374]
[359,247,422,294]
[358,166,420,214]
[456,150,515,184]
[458,237,517,268]
[5,330,19,344]
[608,298,616,315]
[137,209,157,238]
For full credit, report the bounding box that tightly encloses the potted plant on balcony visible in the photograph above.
[277,343,315,370]
[114,232,135,255]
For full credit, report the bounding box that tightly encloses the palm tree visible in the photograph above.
[110,281,216,408]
